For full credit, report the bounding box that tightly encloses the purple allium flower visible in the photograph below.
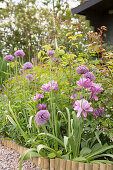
[46,50,55,56]
[25,74,34,82]
[31,58,35,63]
[75,78,92,89]
[36,104,47,110]
[14,50,25,57]
[23,62,33,70]
[32,93,44,101]
[76,65,89,74]
[73,99,93,119]
[89,83,103,101]
[4,55,14,62]
[70,93,78,99]
[83,72,95,81]
[51,57,60,63]
[41,80,59,92]
[35,110,50,126]
[19,69,23,74]
[92,108,104,116]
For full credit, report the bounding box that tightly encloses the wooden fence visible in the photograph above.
[1,138,113,170]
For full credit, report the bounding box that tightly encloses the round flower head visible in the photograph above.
[32,92,44,101]
[25,74,34,82]
[35,110,50,126]
[19,69,23,74]
[23,62,33,70]
[46,50,55,56]
[73,99,93,119]
[36,104,47,110]
[14,50,25,57]
[92,108,104,116]
[76,65,89,74]
[83,72,95,81]
[4,55,14,62]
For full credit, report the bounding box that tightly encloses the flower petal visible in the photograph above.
[82,110,87,118]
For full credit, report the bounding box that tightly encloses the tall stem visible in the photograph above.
[29,42,31,62]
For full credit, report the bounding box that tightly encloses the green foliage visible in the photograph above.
[0,13,113,166]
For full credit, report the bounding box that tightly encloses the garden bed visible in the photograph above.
[1,138,113,170]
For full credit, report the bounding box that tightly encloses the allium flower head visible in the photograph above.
[92,108,104,116]
[35,110,50,126]
[25,74,34,82]
[14,50,25,57]
[32,93,44,101]
[70,93,78,99]
[89,83,103,101]
[73,99,93,119]
[19,69,23,74]
[76,65,89,74]
[51,57,60,63]
[23,62,33,70]
[36,104,47,110]
[83,72,95,81]
[4,55,14,62]
[75,78,92,89]
[46,50,55,56]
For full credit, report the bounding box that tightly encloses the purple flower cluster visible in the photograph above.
[46,50,55,57]
[25,74,34,82]
[14,50,25,57]
[51,57,60,63]
[92,108,104,116]
[75,66,103,101]
[19,69,23,74]
[76,65,89,74]
[70,93,78,99]
[36,104,47,110]
[83,72,95,81]
[4,55,14,62]
[74,65,104,119]
[32,92,44,101]
[23,62,33,70]
[35,110,50,126]
[41,80,59,92]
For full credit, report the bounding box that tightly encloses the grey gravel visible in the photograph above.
[0,143,41,170]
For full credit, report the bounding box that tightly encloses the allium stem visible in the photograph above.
[29,43,30,62]
[16,57,18,80]
[50,59,55,136]
[9,63,11,88]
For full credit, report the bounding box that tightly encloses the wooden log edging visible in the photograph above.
[1,138,113,170]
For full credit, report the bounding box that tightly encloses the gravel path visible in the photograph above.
[0,143,41,170]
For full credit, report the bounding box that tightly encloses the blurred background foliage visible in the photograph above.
[0,0,93,86]
[0,0,92,59]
